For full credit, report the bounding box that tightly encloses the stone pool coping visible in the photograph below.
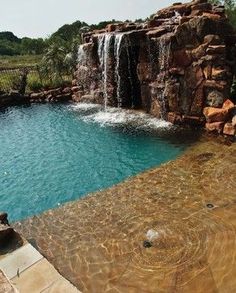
[0,239,80,292]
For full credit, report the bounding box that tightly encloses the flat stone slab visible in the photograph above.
[0,235,81,292]
[11,258,79,293]
[0,243,43,279]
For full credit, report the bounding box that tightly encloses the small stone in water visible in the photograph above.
[206,203,214,209]
[143,240,152,248]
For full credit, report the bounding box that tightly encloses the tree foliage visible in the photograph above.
[40,42,66,81]
[0,32,21,55]
[0,18,124,57]
[21,38,47,55]
[0,32,20,43]
[51,20,88,43]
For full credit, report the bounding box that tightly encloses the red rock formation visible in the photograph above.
[203,107,230,123]
[205,121,225,133]
[74,0,236,129]
[223,122,236,136]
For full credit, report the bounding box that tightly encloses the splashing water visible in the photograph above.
[69,103,172,130]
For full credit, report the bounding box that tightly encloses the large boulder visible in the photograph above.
[205,121,224,133]
[222,99,235,110]
[203,107,229,123]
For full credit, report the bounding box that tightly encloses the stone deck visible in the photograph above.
[14,136,236,292]
[0,235,80,292]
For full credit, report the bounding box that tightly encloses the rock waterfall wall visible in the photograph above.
[74,0,236,126]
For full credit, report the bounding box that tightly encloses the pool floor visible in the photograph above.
[14,137,236,292]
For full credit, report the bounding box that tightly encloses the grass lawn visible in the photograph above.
[0,54,72,93]
[0,55,42,69]
[0,71,15,91]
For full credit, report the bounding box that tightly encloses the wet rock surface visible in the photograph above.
[0,213,14,246]
[14,137,236,292]
[0,213,23,254]
[0,225,14,244]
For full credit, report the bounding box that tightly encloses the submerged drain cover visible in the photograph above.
[143,240,152,248]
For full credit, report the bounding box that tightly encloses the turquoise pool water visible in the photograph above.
[0,104,194,221]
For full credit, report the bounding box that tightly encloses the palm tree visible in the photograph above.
[41,42,66,81]
[64,38,80,78]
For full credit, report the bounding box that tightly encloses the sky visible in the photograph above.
[0,0,186,38]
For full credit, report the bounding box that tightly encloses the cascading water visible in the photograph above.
[114,33,124,108]
[97,32,140,109]
[78,44,87,66]
[168,11,182,25]
[159,38,171,73]
[98,34,113,110]
[124,36,135,108]
[158,36,171,119]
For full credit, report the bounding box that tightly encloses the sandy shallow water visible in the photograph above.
[14,136,236,293]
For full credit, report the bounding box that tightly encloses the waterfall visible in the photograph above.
[159,37,171,73]
[98,32,138,109]
[114,34,124,108]
[124,36,135,108]
[174,11,182,23]
[165,10,182,26]
[158,36,171,119]
[98,34,113,109]
[78,44,87,66]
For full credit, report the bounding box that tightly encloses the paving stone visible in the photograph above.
[11,259,60,293]
[0,243,43,279]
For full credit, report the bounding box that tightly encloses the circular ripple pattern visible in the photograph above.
[130,211,236,273]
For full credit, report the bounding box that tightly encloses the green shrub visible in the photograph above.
[28,79,43,92]
[42,77,71,90]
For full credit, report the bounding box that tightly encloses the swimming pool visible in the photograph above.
[0,103,193,221]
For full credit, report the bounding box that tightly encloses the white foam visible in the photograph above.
[146,229,160,242]
[69,103,101,111]
[69,103,172,130]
